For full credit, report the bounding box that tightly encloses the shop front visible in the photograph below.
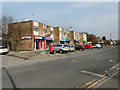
[34,36,46,50]
[60,39,70,45]
[60,39,66,44]
[46,37,54,49]
[74,39,79,46]
[83,39,87,45]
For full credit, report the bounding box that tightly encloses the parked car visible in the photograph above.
[95,44,101,48]
[53,44,69,53]
[75,45,85,51]
[0,46,9,54]
[84,45,93,49]
[92,45,100,49]
[68,45,75,52]
[100,44,103,48]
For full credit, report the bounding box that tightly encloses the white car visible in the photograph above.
[95,44,101,48]
[0,46,9,54]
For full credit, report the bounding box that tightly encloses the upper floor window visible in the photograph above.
[45,29,47,33]
[68,33,69,37]
[51,30,53,34]
[64,32,66,36]
[34,26,38,31]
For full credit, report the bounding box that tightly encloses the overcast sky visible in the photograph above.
[2,2,118,40]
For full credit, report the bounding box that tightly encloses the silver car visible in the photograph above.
[53,44,69,53]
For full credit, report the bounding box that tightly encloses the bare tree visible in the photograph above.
[1,16,14,34]
[87,34,98,44]
[1,16,14,49]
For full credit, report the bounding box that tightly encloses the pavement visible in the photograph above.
[2,46,119,88]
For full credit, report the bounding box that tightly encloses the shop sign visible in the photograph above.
[21,36,32,39]
[42,37,46,40]
[45,34,51,37]
[34,36,42,39]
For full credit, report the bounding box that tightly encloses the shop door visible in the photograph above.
[41,40,44,49]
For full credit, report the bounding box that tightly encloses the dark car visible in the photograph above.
[75,45,85,51]
[84,45,93,49]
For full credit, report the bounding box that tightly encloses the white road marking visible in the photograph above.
[73,60,76,62]
[80,70,103,77]
[109,59,114,63]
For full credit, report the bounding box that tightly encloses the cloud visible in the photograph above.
[71,2,98,8]
[1,0,119,2]
[41,9,72,15]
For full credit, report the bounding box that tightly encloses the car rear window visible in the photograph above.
[64,45,69,47]
[57,45,62,47]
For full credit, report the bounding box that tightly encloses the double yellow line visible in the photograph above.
[80,65,120,88]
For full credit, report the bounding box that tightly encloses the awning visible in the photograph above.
[66,40,70,42]
[83,39,87,42]
[60,39,66,41]
[46,37,54,41]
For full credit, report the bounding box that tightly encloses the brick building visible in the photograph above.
[79,33,87,45]
[53,27,70,45]
[8,20,89,51]
[8,20,54,51]
[45,26,54,49]
[69,31,80,45]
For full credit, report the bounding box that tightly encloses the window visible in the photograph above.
[45,29,47,33]
[64,32,66,35]
[68,33,69,37]
[34,26,38,31]
[51,30,53,34]
[43,28,44,32]
[57,45,62,47]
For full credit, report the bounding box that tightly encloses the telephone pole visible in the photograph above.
[110,32,112,40]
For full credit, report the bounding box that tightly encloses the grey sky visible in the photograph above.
[2,2,118,40]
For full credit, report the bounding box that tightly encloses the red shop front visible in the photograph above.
[34,36,46,50]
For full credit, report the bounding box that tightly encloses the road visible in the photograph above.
[2,46,119,88]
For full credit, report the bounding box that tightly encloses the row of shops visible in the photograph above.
[8,20,88,51]
[22,36,54,50]
[21,35,87,51]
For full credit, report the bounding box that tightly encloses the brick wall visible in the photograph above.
[38,23,44,37]
[19,39,34,50]
[53,27,60,45]
[79,33,83,45]
[69,31,74,45]
[8,20,34,51]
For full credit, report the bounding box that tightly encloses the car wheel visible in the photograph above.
[82,49,84,51]
[89,48,91,49]
[59,50,63,53]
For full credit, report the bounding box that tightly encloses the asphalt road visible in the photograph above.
[2,46,119,88]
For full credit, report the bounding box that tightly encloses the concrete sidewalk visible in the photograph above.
[7,50,50,60]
